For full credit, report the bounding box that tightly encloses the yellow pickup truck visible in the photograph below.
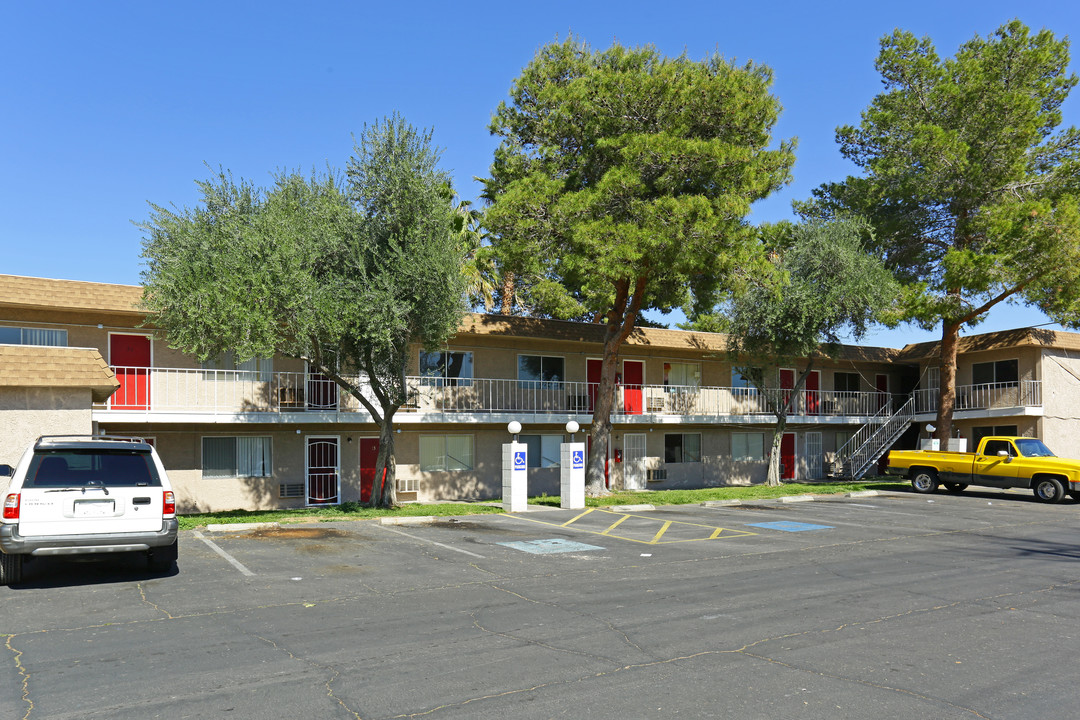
[885,436,1080,503]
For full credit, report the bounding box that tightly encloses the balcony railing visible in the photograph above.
[102,367,868,418]
[912,381,1042,414]
[100,367,1042,419]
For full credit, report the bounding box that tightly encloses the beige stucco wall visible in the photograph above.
[1035,349,1080,458]
[0,387,93,468]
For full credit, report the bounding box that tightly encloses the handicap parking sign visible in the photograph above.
[572,450,584,469]
[514,451,527,468]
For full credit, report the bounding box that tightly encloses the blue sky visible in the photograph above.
[2,1,1077,348]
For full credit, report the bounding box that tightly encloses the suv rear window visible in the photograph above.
[25,450,161,488]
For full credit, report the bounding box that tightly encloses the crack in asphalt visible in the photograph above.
[3,633,32,720]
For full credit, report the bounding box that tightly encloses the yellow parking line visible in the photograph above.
[601,514,632,535]
[499,509,756,545]
[648,520,673,544]
[561,507,596,527]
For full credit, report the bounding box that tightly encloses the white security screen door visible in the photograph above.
[306,436,340,505]
[623,433,647,490]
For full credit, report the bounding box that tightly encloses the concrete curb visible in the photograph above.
[701,499,742,507]
[378,516,437,526]
[203,522,280,532]
[846,490,880,498]
[609,504,656,512]
[778,494,816,503]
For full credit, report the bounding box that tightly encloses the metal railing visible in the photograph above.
[100,367,927,419]
[835,397,916,480]
[912,380,1042,413]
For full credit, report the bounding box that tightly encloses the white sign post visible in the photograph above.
[502,421,528,512]
[560,442,586,509]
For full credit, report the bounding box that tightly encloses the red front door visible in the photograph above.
[110,334,151,410]
[805,370,820,415]
[587,359,602,412]
[623,360,644,415]
[876,374,889,411]
[781,433,796,480]
[779,368,795,412]
[359,438,380,503]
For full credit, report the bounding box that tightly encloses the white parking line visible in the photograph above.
[193,530,256,576]
[376,525,486,558]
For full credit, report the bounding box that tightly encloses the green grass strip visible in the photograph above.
[177,479,906,530]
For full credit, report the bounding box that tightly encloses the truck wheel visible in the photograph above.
[1033,478,1065,504]
[911,470,939,494]
[943,483,968,494]
[0,552,24,585]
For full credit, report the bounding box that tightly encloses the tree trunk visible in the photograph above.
[500,271,515,315]
[584,276,648,496]
[371,411,397,508]
[585,327,621,495]
[935,319,961,443]
[766,416,787,487]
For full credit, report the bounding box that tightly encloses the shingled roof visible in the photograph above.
[0,345,120,402]
[457,313,901,362]
[0,274,145,315]
[896,327,1078,360]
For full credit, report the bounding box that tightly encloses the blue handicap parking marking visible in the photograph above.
[514,451,527,468]
[498,538,605,554]
[746,521,834,532]
[572,450,584,468]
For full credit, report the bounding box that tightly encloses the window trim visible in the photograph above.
[664,361,701,388]
[201,435,273,478]
[520,434,563,468]
[971,358,1019,386]
[419,350,474,386]
[517,354,566,389]
[664,432,702,464]
[732,432,766,462]
[834,371,860,393]
[0,325,67,347]
[419,434,475,472]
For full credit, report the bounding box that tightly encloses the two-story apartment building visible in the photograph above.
[0,274,1072,513]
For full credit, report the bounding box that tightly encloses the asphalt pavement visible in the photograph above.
[3,488,1080,719]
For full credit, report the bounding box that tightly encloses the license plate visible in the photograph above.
[75,499,115,517]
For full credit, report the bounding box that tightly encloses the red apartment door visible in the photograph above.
[359,438,380,503]
[110,334,151,410]
[805,370,820,415]
[779,368,795,412]
[781,432,797,480]
[587,358,602,412]
[623,360,644,415]
[876,374,889,411]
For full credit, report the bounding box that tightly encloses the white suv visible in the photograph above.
[0,435,178,585]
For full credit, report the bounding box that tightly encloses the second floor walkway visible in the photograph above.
[97,367,1045,424]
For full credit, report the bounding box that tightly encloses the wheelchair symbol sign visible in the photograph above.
[572,451,584,469]
[514,451,527,468]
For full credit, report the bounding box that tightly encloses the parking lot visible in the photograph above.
[4,489,1080,719]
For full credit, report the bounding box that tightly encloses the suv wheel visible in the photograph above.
[0,553,24,585]
[147,540,178,572]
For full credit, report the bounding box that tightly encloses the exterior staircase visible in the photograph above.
[833,397,915,480]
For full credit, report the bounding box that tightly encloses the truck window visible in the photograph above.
[1015,439,1056,458]
[982,440,1016,457]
